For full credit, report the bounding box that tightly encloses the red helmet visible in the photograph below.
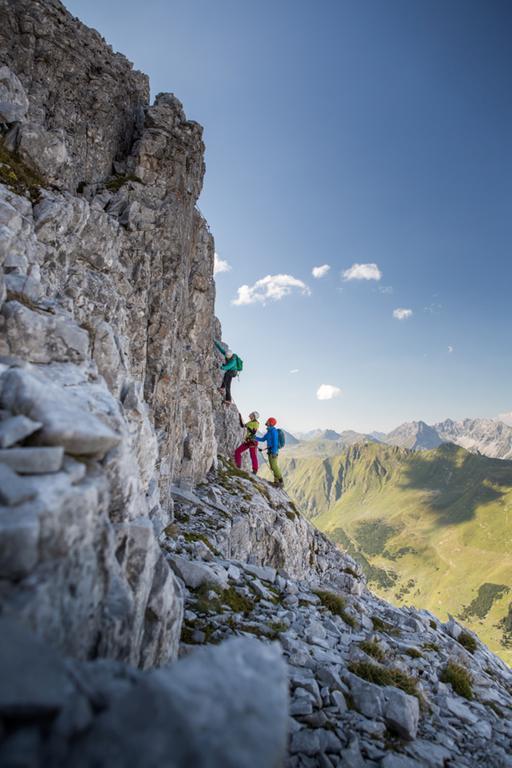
[266,417,277,426]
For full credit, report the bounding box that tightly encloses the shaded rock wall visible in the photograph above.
[0,0,242,667]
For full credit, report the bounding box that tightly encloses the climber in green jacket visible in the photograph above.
[214,339,243,403]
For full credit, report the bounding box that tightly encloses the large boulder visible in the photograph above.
[69,638,288,768]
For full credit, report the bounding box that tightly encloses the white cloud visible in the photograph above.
[393,308,413,320]
[289,369,300,374]
[214,252,231,275]
[378,285,393,295]
[424,302,443,314]
[343,263,382,281]
[312,264,330,279]
[317,384,342,401]
[448,345,454,353]
[498,412,512,426]
[232,274,311,306]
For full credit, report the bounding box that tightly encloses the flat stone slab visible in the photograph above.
[0,446,64,474]
[242,562,277,583]
[0,368,120,457]
[0,414,43,448]
[168,554,228,590]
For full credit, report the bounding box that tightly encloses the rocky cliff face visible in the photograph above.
[1,3,512,767]
[0,0,242,669]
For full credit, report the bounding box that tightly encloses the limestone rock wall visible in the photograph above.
[0,0,148,191]
[0,0,242,667]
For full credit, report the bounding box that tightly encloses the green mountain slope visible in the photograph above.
[277,441,512,664]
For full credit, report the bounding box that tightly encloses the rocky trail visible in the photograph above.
[0,1,511,766]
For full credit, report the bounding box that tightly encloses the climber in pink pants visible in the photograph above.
[234,411,260,474]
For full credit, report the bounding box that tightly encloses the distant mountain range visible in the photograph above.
[288,417,512,460]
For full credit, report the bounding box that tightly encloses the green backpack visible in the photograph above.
[234,355,243,372]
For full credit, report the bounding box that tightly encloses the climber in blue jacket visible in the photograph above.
[214,339,242,404]
[256,417,283,486]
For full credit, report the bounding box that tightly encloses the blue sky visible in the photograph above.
[65,0,512,433]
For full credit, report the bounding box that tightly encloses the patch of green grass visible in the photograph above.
[394,578,417,601]
[191,582,224,614]
[359,639,385,662]
[354,519,398,557]
[191,583,255,616]
[269,620,288,637]
[371,616,401,637]
[422,642,440,653]
[0,137,44,201]
[221,586,254,614]
[105,173,143,192]
[429,620,437,630]
[348,660,419,699]
[404,647,423,659]
[314,590,357,628]
[327,527,399,590]
[440,661,473,700]
[219,460,253,481]
[458,631,478,654]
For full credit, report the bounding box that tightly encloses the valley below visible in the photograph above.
[277,440,512,665]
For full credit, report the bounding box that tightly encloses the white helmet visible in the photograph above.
[225,349,233,358]
[249,411,260,420]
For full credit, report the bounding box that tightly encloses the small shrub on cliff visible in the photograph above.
[371,615,400,637]
[105,173,143,192]
[404,647,423,659]
[314,590,357,628]
[359,639,385,662]
[348,660,419,699]
[457,630,478,654]
[221,586,254,615]
[440,661,473,700]
[0,138,44,201]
